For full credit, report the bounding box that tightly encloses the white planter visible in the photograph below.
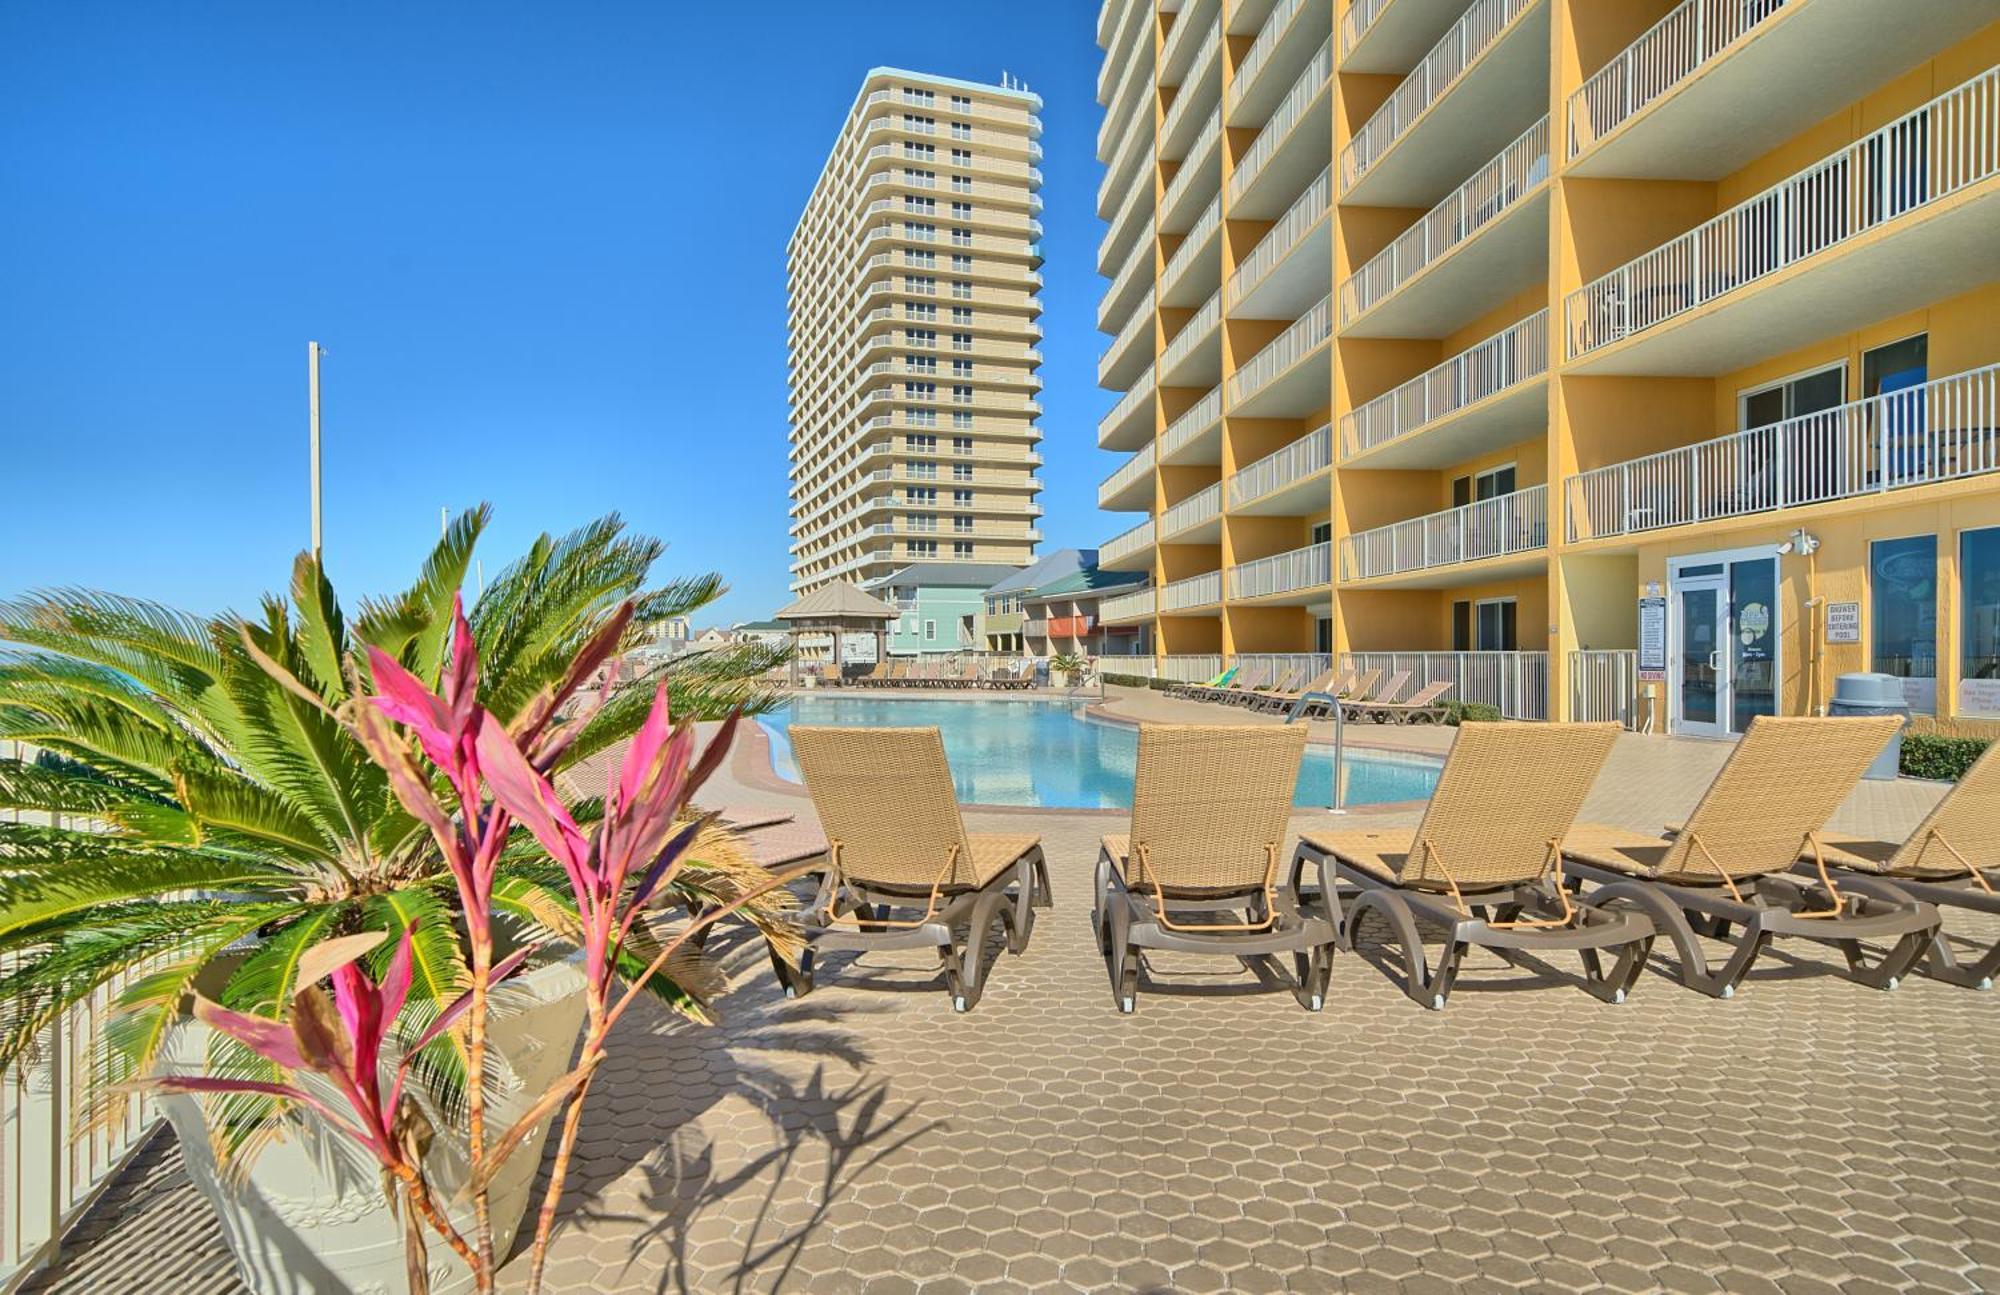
[160,959,587,1295]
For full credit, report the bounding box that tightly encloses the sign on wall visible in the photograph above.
[1637,596,1667,680]
[1824,601,1861,644]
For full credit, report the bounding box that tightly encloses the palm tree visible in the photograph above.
[0,506,792,1145]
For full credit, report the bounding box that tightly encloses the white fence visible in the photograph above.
[1161,654,1225,683]
[1232,0,1310,114]
[1341,485,1549,581]
[1099,587,1158,624]
[1571,650,1641,727]
[1100,518,1156,567]
[1230,166,1332,308]
[1341,650,1550,719]
[1231,542,1333,600]
[1230,36,1334,205]
[1340,0,1534,191]
[1340,0,1393,60]
[1229,424,1333,508]
[1235,652,1335,683]
[1566,68,2000,359]
[1341,116,1548,324]
[1161,482,1223,537]
[1341,311,1549,459]
[1162,570,1224,611]
[1567,0,1790,160]
[1565,365,2000,542]
[1228,295,1332,407]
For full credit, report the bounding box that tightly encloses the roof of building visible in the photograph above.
[773,581,900,622]
[1020,565,1147,602]
[867,562,1024,590]
[983,549,1095,597]
[735,619,788,632]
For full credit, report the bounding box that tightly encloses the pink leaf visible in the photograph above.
[476,718,591,880]
[193,996,306,1071]
[443,596,480,732]
[390,943,543,1113]
[364,646,458,769]
[615,682,675,812]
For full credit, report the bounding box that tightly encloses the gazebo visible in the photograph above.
[773,580,901,686]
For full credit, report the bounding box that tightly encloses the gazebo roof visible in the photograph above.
[773,581,900,625]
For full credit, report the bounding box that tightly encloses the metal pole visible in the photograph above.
[1330,704,1346,815]
[308,342,324,559]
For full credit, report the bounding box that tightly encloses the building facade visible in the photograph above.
[787,68,1049,597]
[1091,0,2000,734]
[875,561,1024,656]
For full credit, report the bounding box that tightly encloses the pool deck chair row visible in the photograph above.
[1292,724,1654,1010]
[786,727,1052,1011]
[1094,725,1337,1014]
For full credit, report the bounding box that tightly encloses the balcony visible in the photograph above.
[1098,80,1155,219]
[1339,116,1548,335]
[985,609,1025,636]
[1097,218,1156,333]
[1022,618,1051,638]
[1230,541,1332,602]
[1160,290,1222,388]
[1229,423,1333,513]
[1160,0,1218,88]
[1161,570,1224,612]
[1099,440,1157,510]
[1100,517,1157,570]
[1565,364,2000,544]
[1098,161,1154,274]
[1340,484,1549,584]
[1100,586,1158,624]
[1566,0,1995,180]
[1161,385,1225,465]
[1227,36,1334,219]
[1339,0,1547,208]
[1161,196,1222,307]
[1342,0,1474,74]
[1227,295,1332,418]
[1098,362,1157,450]
[1162,109,1223,233]
[1229,0,1330,128]
[1564,69,2000,374]
[1160,481,1224,542]
[1161,25,1223,160]
[1230,165,1332,321]
[1340,310,1549,468]
[1099,286,1157,388]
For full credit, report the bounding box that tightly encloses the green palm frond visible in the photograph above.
[353,504,489,676]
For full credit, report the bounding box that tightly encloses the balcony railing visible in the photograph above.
[1229,423,1333,508]
[1231,541,1332,599]
[1567,0,1791,161]
[1162,109,1223,216]
[1341,484,1549,580]
[1162,196,1221,293]
[1161,482,1223,536]
[1227,295,1332,407]
[1340,650,1549,718]
[1162,570,1224,611]
[1161,290,1220,375]
[1229,166,1332,308]
[1097,222,1156,331]
[1340,0,1533,192]
[1571,649,1641,727]
[1100,587,1159,623]
[1099,161,1153,269]
[1340,0,1393,60]
[1099,440,1157,506]
[1340,310,1549,459]
[1099,286,1157,383]
[1565,365,2000,543]
[1161,25,1222,152]
[1228,36,1333,205]
[1566,69,2000,360]
[1162,386,1224,460]
[1230,0,1309,116]
[1341,116,1548,324]
[1098,362,1157,445]
[1100,517,1157,565]
[1161,653,1224,682]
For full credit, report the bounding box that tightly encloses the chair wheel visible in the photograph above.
[1429,994,1445,1011]
[1720,984,1735,999]
[1119,997,1135,1014]
[1612,988,1626,1004]
[953,996,968,1012]
[1885,977,1899,991]
[1309,995,1323,1012]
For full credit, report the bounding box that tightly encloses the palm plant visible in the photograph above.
[1050,652,1086,686]
[0,505,793,1147]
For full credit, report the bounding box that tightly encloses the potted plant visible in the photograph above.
[0,507,796,1294]
[1050,652,1086,688]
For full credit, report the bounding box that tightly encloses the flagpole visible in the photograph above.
[308,342,325,559]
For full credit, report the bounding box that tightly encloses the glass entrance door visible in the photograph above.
[1670,552,1781,738]
[1674,578,1727,739]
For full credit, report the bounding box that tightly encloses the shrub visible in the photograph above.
[1101,673,1175,691]
[1440,700,1502,726]
[1900,733,1990,781]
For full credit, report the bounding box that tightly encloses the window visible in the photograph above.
[905,354,936,374]
[951,253,972,272]
[1451,465,1517,508]
[1870,534,1937,713]
[907,459,936,479]
[950,94,972,111]
[906,513,937,532]
[904,434,936,451]
[904,381,936,399]
[952,436,973,455]
[903,220,936,241]
[951,226,973,247]
[903,114,935,134]
[952,410,974,429]
[952,175,973,193]
[904,303,936,321]
[950,147,972,165]
[905,274,936,295]
[1316,617,1333,654]
[902,167,935,187]
[952,384,974,404]
[953,516,974,534]
[952,462,973,481]
[1961,526,2000,717]
[952,359,973,377]
[907,540,937,558]
[951,307,973,324]
[903,87,934,106]
[953,489,973,506]
[951,121,972,140]
[954,541,975,558]
[924,619,938,641]
[904,407,935,426]
[1311,521,1332,546]
[952,279,973,299]
[1740,364,1845,429]
[906,486,937,504]
[903,249,935,267]
[903,196,934,214]
[952,332,974,351]
[1475,599,1518,651]
[904,327,936,346]
[950,201,973,219]
[902,141,934,159]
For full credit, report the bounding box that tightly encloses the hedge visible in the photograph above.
[1439,700,1502,726]
[1101,673,1174,692]
[1899,733,1990,782]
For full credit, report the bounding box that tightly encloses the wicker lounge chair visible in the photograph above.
[1093,725,1336,1013]
[787,727,1052,1011]
[1796,739,2000,988]
[1291,723,1653,1010]
[1340,670,1410,722]
[1562,716,1939,998]
[1358,681,1455,725]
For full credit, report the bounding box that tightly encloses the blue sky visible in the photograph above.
[0,1,1114,626]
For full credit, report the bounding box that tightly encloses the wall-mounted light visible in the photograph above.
[1776,528,1820,557]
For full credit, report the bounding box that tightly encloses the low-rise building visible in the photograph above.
[867,561,1025,656]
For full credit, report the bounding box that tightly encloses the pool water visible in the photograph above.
[757,697,1441,810]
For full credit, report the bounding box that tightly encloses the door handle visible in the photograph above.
[1708,651,1721,670]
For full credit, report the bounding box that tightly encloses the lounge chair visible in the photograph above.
[1340,670,1410,722]
[1191,662,1267,704]
[1290,723,1653,1010]
[1167,667,1231,700]
[1226,668,1297,708]
[1562,716,1940,998]
[786,727,1053,1011]
[1093,725,1336,1013]
[1358,681,1455,725]
[1796,739,2000,988]
[1288,669,1365,721]
[1247,667,1337,715]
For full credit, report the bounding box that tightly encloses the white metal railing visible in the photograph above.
[1162,482,1223,536]
[1341,310,1549,458]
[1162,197,1221,292]
[1341,116,1548,324]
[1342,484,1548,580]
[1229,36,1334,205]
[1161,25,1222,152]
[1236,652,1335,682]
[1571,650,1641,727]
[1099,286,1157,383]
[1340,0,1533,192]
[1568,0,1791,161]
[1100,587,1159,624]
[1100,518,1157,566]
[1160,0,1209,84]
[1162,653,1225,682]
[1162,386,1224,460]
[1162,570,1224,610]
[1230,541,1332,599]
[1228,295,1332,407]
[1230,0,1309,115]
[1565,365,2000,542]
[1099,93,1155,214]
[1229,166,1332,308]
[1567,69,2000,359]
[1340,0,1393,59]
[1340,650,1550,719]
[1162,109,1223,216]
[1229,424,1333,507]
[1098,362,1157,445]
[1097,221,1156,331]
[1161,290,1221,375]
[1098,440,1157,504]
[1099,159,1154,270]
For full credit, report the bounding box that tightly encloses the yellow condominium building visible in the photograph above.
[1092,0,2000,736]
[788,68,1048,596]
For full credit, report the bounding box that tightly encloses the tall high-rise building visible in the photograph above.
[1091,0,2000,734]
[787,69,1047,597]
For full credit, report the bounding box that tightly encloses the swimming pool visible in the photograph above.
[757,697,1441,810]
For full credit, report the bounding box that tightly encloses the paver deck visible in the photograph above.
[27,706,2000,1294]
